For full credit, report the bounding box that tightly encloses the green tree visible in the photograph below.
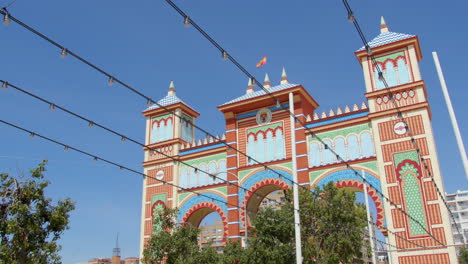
[144,183,367,264]
[143,207,222,264]
[460,247,468,264]
[0,161,75,264]
[224,182,367,264]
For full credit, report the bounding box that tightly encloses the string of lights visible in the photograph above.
[0,7,294,190]
[0,79,289,209]
[0,118,301,219]
[0,4,444,246]
[341,0,462,243]
[162,0,445,246]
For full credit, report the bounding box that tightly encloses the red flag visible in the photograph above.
[256,56,267,68]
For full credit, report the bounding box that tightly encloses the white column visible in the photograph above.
[432,52,468,182]
[289,92,303,264]
[363,170,377,264]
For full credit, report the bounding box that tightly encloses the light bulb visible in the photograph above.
[183,16,190,27]
[347,12,355,22]
[119,166,124,171]
[222,50,228,60]
[378,72,384,81]
[93,156,98,162]
[49,104,55,111]
[1,81,7,90]
[108,77,114,86]
[275,100,281,108]
[64,146,69,152]
[29,133,35,139]
[121,136,126,143]
[365,46,373,56]
[3,13,10,25]
[88,122,94,128]
[60,48,67,58]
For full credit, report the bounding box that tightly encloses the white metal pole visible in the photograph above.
[432,52,468,182]
[362,170,377,264]
[289,92,303,264]
[244,189,248,248]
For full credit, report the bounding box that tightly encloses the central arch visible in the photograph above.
[239,168,293,229]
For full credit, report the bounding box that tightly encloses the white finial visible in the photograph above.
[168,80,176,96]
[336,107,343,115]
[329,109,335,117]
[361,102,368,109]
[353,104,359,111]
[380,16,389,33]
[321,111,327,118]
[344,105,351,113]
[280,67,289,84]
[264,73,271,88]
[246,77,255,94]
[313,113,319,120]
[306,115,312,122]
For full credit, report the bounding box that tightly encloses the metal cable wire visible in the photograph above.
[0,79,289,208]
[162,0,445,246]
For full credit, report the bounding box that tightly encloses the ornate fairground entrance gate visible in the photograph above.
[139,19,457,263]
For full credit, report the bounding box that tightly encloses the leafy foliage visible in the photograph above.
[460,247,468,264]
[0,161,75,264]
[144,182,368,264]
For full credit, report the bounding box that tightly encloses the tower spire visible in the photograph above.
[168,80,176,96]
[246,77,255,94]
[263,73,271,88]
[280,67,289,84]
[113,233,121,257]
[380,16,389,33]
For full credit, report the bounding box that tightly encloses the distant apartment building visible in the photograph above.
[446,190,468,246]
[84,257,139,264]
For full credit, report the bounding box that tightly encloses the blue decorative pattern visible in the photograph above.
[179,143,225,156]
[178,193,228,222]
[357,31,415,51]
[239,169,292,207]
[315,169,382,198]
[221,83,298,105]
[306,111,369,128]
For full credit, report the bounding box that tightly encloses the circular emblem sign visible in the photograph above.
[393,121,408,135]
[256,108,272,125]
[156,170,165,180]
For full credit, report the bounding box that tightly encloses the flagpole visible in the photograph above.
[432,52,468,182]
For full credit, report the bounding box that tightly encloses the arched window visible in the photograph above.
[159,121,166,142]
[151,122,158,143]
[374,70,385,90]
[188,167,197,188]
[385,61,397,87]
[309,142,320,167]
[276,128,285,160]
[166,118,173,141]
[180,168,188,188]
[397,58,410,85]
[257,133,265,163]
[334,137,346,162]
[322,139,334,164]
[347,135,359,160]
[247,134,255,165]
[218,160,227,182]
[208,162,217,184]
[199,164,208,186]
[360,132,375,157]
[266,130,275,161]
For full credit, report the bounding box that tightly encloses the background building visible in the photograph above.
[446,190,468,246]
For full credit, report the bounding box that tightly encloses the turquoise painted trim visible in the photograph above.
[306,111,369,128]
[179,143,224,156]
[236,103,289,120]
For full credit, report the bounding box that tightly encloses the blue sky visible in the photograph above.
[0,0,467,263]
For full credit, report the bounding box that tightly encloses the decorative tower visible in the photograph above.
[112,233,121,264]
[139,81,200,256]
[355,17,457,263]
